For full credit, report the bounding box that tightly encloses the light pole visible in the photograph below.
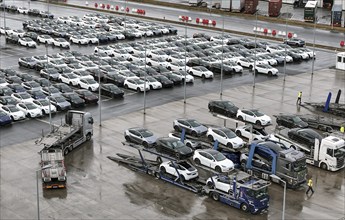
[253,10,258,88]
[183,21,187,104]
[124,0,127,32]
[220,12,224,97]
[98,70,101,126]
[283,11,288,81]
[311,16,317,75]
[143,36,147,114]
[270,174,286,220]
[45,45,52,132]
[3,0,6,29]
[36,164,52,220]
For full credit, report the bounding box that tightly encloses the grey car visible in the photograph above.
[47,95,71,111]
[173,119,208,137]
[124,127,157,148]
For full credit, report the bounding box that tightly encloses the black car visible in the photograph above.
[0,96,18,106]
[34,78,50,87]
[0,86,14,96]
[1,68,17,77]
[192,33,211,41]
[208,100,239,118]
[39,11,54,19]
[53,83,74,93]
[27,90,47,100]
[17,73,33,82]
[5,35,19,44]
[6,76,22,84]
[284,38,305,47]
[288,128,323,147]
[100,83,124,98]
[123,31,136,40]
[209,63,235,74]
[286,51,302,62]
[162,72,183,85]
[87,69,104,80]
[153,75,173,88]
[103,73,125,86]
[275,114,309,129]
[155,137,194,159]
[28,9,40,16]
[62,93,85,108]
[75,89,98,104]
[7,84,26,93]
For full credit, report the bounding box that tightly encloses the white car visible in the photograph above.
[18,37,37,48]
[85,34,99,44]
[94,46,114,56]
[188,66,214,79]
[237,109,272,126]
[159,161,198,181]
[59,73,80,86]
[11,30,26,38]
[17,7,29,14]
[147,50,169,60]
[142,76,162,90]
[266,45,284,53]
[16,102,42,118]
[53,38,70,48]
[166,61,188,72]
[129,53,146,63]
[253,64,278,76]
[1,105,26,121]
[78,78,99,91]
[110,31,125,40]
[11,92,34,103]
[37,35,54,44]
[124,78,149,92]
[206,175,233,194]
[32,99,57,115]
[146,57,169,67]
[206,127,244,149]
[70,35,89,45]
[57,16,71,24]
[236,57,262,69]
[193,149,234,173]
[49,59,68,68]
[235,125,269,141]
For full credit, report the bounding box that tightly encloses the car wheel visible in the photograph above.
[320,163,328,170]
[173,125,180,132]
[148,62,151,66]
[255,69,258,74]
[180,175,185,182]
[191,131,198,137]
[125,135,130,141]
[236,130,241,136]
[211,192,220,201]
[124,84,128,89]
[268,71,272,76]
[208,135,214,142]
[189,71,193,75]
[238,115,243,121]
[42,110,46,115]
[26,113,31,118]
[63,147,69,155]
[78,41,81,44]
[226,142,233,148]
[78,84,81,89]
[26,44,28,47]
[201,74,206,79]
[136,87,141,92]
[249,65,253,69]
[69,82,73,86]
[142,141,149,148]
[10,116,14,121]
[215,166,222,173]
[175,152,180,159]
[241,203,248,212]
[160,166,166,174]
[256,120,262,126]
[194,158,201,165]
[86,133,92,141]
[88,87,92,91]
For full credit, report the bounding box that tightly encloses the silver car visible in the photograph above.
[124,127,157,148]
[173,119,207,137]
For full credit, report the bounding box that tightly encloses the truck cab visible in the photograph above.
[313,136,345,171]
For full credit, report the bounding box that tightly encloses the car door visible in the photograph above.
[217,178,230,192]
[178,120,191,134]
[130,130,142,144]
[212,129,224,145]
[199,152,212,168]
[246,110,256,123]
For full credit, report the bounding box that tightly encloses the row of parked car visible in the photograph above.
[0,3,54,18]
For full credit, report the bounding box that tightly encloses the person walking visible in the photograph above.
[297,91,302,105]
[306,178,314,195]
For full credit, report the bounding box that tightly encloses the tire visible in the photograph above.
[86,133,92,141]
[26,113,31,118]
[268,71,272,76]
[137,87,141,92]
[78,41,81,44]
[226,142,233,148]
[208,135,214,142]
[63,147,69,155]
[236,130,241,136]
[173,125,180,132]
[78,84,81,89]
[180,175,185,182]
[256,120,262,126]
[160,166,166,174]
[255,69,258,74]
[124,84,128,89]
[240,203,248,212]
[201,74,206,79]
[69,82,73,86]
[249,65,253,69]
[194,158,201,165]
[211,192,220,201]
[125,135,130,141]
[215,166,222,173]
[42,110,46,115]
[238,115,243,121]
[156,156,162,164]
[241,160,247,169]
[189,71,193,75]
[207,181,214,188]
[142,141,149,148]
[148,62,151,66]
[175,152,180,159]
[320,163,328,170]
[191,131,198,137]
[10,116,14,121]
[186,142,192,148]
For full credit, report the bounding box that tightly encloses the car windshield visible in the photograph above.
[139,129,153,138]
[67,74,77,79]
[8,106,19,112]
[292,116,303,123]
[85,79,96,84]
[252,110,264,117]
[55,97,65,102]
[38,100,49,106]
[21,93,31,99]
[187,119,201,127]
[168,140,185,149]
[26,103,36,110]
[334,147,345,158]
[212,152,226,161]
[223,101,234,108]
[292,159,306,172]
[246,187,267,199]
[221,129,237,138]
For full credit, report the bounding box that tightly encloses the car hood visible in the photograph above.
[230,136,244,146]
[217,159,234,169]
[258,115,271,122]
[194,125,208,134]
[177,146,193,155]
[296,121,308,128]
[145,135,157,144]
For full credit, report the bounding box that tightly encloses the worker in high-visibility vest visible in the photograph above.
[306,178,314,195]
[340,126,345,133]
[296,91,302,105]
